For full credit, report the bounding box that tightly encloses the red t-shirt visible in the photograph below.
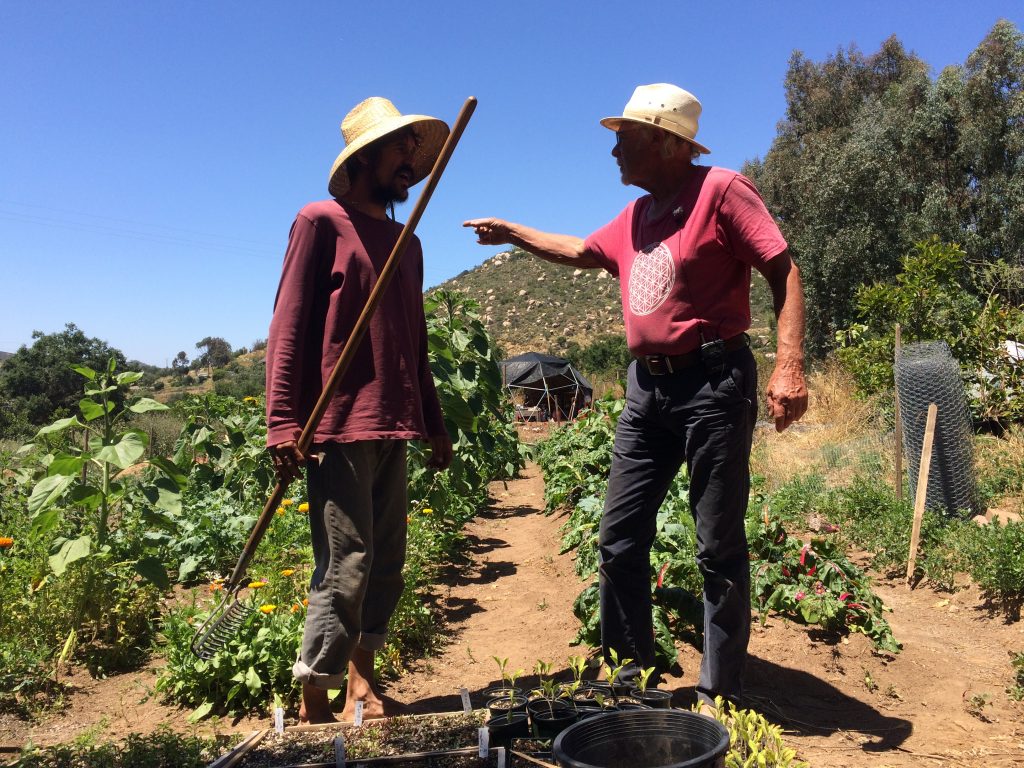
[584,166,787,356]
[265,200,445,446]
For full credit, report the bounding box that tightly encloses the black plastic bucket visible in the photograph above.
[552,710,730,768]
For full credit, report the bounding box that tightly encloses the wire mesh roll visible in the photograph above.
[894,341,979,518]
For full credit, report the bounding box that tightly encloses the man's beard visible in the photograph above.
[369,164,414,206]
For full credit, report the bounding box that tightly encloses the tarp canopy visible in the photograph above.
[500,352,593,421]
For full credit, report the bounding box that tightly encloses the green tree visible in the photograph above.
[194,336,232,369]
[0,323,127,432]
[746,21,1024,356]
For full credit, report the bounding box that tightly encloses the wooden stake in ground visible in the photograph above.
[894,324,903,500]
[906,402,938,584]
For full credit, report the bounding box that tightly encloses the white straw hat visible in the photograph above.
[601,83,711,155]
[328,97,450,198]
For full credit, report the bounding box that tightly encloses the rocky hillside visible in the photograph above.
[433,246,776,359]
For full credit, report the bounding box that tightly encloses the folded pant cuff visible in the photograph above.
[292,659,346,689]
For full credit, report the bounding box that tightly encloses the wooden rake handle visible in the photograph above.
[226,96,478,588]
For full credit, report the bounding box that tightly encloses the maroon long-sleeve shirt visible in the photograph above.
[265,200,445,447]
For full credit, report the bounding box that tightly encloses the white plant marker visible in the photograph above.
[334,734,345,768]
[478,726,489,757]
[497,747,506,768]
[460,686,472,713]
[273,706,285,734]
[354,700,365,727]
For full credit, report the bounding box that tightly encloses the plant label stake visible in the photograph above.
[354,700,364,727]
[906,402,937,584]
[478,727,489,757]
[273,706,284,734]
[460,686,472,713]
[189,96,478,660]
[497,747,506,768]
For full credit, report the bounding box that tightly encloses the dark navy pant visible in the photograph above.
[598,348,757,706]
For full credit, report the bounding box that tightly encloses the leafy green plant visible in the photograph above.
[634,665,656,694]
[28,358,185,589]
[749,513,900,654]
[701,696,808,768]
[1009,652,1024,701]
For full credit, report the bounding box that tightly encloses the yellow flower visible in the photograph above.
[282,499,295,507]
[248,580,267,589]
[298,502,310,513]
[243,396,258,404]
[302,598,309,607]
[259,604,276,614]
[276,506,286,516]
[280,569,295,577]
[209,582,224,592]
[0,537,13,549]
[423,508,433,515]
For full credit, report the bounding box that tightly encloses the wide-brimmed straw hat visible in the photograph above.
[328,97,450,198]
[600,83,711,155]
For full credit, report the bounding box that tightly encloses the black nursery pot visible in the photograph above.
[629,687,673,709]
[487,711,530,749]
[487,694,529,718]
[553,709,730,768]
[531,701,579,740]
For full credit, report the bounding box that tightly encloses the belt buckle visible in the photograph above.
[644,354,673,375]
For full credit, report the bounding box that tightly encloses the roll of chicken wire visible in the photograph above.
[894,341,979,518]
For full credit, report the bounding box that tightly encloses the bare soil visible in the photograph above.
[3,449,1024,767]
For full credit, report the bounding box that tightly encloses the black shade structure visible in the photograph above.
[500,352,593,421]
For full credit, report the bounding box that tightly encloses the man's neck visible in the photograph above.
[644,161,697,219]
[340,181,388,220]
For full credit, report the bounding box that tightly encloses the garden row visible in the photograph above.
[535,392,1024,685]
[0,292,526,729]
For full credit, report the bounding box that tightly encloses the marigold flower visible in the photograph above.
[280,568,295,577]
[0,537,13,549]
[259,604,276,614]
[209,582,224,592]
[302,598,309,607]
[243,396,258,404]
[291,603,302,613]
[282,498,295,507]
[423,508,433,515]
[795,590,806,601]
[276,507,285,516]
[298,502,310,513]
[248,580,267,589]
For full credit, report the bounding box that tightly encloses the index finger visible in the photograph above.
[462,219,487,228]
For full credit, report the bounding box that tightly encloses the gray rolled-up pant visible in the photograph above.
[292,439,408,689]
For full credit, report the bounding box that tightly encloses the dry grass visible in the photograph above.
[752,361,896,493]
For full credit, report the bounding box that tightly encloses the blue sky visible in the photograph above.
[2,2,1021,366]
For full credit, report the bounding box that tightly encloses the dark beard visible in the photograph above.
[369,165,414,206]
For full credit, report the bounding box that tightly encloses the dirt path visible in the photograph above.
[4,456,1024,767]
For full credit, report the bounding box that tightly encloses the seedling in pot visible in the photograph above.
[634,665,656,694]
[601,649,634,706]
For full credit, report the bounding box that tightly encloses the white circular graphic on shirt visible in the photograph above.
[628,242,675,316]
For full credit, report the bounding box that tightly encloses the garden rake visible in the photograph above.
[190,96,478,660]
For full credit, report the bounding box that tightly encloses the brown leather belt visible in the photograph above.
[637,334,749,375]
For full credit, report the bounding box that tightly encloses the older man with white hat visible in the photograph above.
[465,83,807,711]
[267,96,453,723]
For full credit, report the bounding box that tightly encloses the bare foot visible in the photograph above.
[299,682,338,724]
[341,647,410,720]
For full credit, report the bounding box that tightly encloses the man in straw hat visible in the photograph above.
[465,83,807,711]
[267,96,453,723]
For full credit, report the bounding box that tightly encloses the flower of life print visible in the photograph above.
[628,242,675,316]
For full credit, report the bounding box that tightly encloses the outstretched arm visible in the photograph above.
[758,250,808,432]
[463,218,601,269]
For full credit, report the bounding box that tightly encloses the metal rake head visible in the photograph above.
[190,590,254,660]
